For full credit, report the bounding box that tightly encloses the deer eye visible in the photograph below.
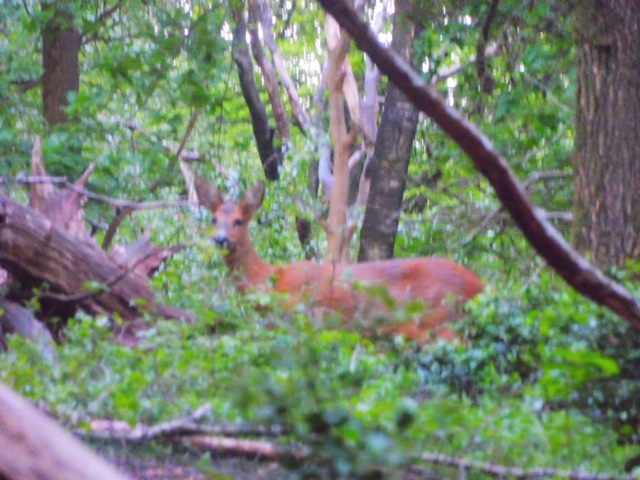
[233,218,245,227]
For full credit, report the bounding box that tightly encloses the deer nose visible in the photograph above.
[213,234,231,249]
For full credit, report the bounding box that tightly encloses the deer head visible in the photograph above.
[195,177,265,253]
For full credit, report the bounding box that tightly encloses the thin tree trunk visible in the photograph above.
[324,14,353,263]
[358,0,419,261]
[248,0,291,145]
[572,1,640,268]
[230,4,281,181]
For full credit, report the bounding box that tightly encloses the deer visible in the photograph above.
[195,177,484,342]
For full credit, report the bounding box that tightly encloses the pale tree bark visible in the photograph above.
[254,0,312,133]
[0,383,130,480]
[324,14,355,263]
[317,0,640,329]
[248,0,291,145]
[42,3,80,127]
[358,0,420,261]
[572,1,640,268]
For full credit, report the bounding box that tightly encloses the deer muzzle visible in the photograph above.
[213,234,231,250]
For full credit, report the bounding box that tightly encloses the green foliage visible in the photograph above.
[2,1,639,478]
[1,281,638,477]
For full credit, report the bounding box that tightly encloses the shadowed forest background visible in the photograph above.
[2,1,640,479]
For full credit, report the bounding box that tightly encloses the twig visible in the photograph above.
[100,115,201,161]
[102,207,134,250]
[415,453,637,480]
[185,435,308,461]
[6,175,190,211]
[456,169,571,248]
[75,408,637,479]
[119,404,212,441]
[84,408,291,442]
[523,170,572,189]
[176,109,200,159]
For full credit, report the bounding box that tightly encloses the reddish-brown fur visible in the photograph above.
[195,178,484,342]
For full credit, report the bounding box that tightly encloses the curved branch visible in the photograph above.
[316,0,640,329]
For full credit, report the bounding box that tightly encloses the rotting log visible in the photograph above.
[0,382,130,480]
[0,195,194,336]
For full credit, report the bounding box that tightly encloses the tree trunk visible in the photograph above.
[230,4,281,181]
[42,3,80,127]
[572,1,640,268]
[358,0,420,261]
[324,13,354,264]
[248,0,291,145]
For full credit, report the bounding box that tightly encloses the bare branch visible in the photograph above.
[255,0,311,132]
[186,435,309,462]
[85,410,291,442]
[430,43,501,85]
[0,299,56,358]
[7,175,190,211]
[100,116,201,162]
[78,408,638,480]
[248,0,291,143]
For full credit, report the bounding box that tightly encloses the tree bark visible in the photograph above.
[0,138,193,345]
[0,382,130,480]
[248,0,291,145]
[230,4,281,181]
[255,0,312,133]
[358,0,420,261]
[0,196,193,330]
[324,14,354,264]
[316,0,640,329]
[42,3,80,127]
[572,1,640,268]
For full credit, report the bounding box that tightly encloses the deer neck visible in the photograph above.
[223,243,276,291]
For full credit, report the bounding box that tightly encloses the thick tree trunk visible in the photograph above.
[358,0,419,261]
[572,1,640,268]
[42,3,80,127]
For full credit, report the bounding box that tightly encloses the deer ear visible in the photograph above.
[195,177,224,212]
[242,181,265,215]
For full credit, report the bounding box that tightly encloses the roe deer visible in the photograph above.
[195,178,484,342]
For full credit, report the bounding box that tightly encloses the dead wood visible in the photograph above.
[0,138,194,345]
[28,137,185,278]
[0,195,194,327]
[0,382,130,480]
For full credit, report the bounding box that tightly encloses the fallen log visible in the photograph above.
[0,195,194,328]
